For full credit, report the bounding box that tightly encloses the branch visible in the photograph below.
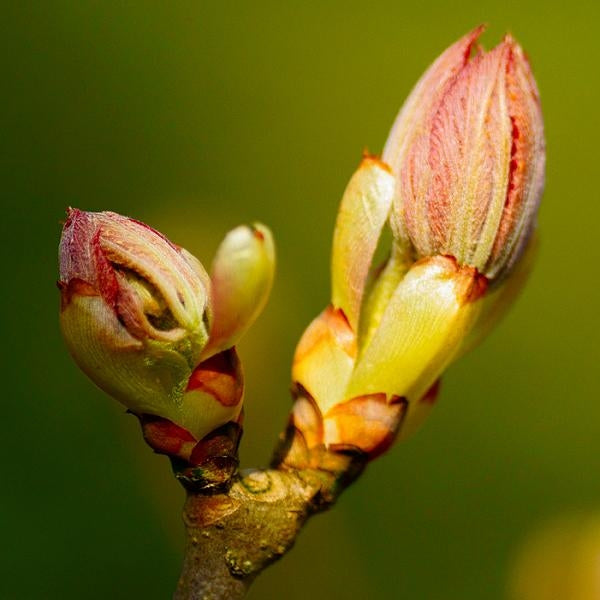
[173,408,368,600]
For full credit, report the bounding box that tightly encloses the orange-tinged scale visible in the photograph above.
[293,306,357,365]
[413,255,489,304]
[139,415,198,461]
[186,349,243,408]
[290,390,324,450]
[323,393,407,458]
[360,153,393,174]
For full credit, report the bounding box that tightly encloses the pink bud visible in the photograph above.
[383,27,545,280]
[58,209,211,430]
[59,209,209,342]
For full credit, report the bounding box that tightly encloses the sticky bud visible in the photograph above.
[203,223,275,358]
[383,26,545,281]
[59,209,212,434]
[58,210,273,445]
[285,27,544,461]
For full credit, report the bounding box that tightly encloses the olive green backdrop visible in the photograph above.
[3,1,599,598]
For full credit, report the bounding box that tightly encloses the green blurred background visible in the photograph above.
[3,1,599,598]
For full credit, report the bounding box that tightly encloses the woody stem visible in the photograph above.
[173,470,326,599]
[173,423,367,600]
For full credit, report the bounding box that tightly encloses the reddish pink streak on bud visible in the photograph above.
[60,209,99,287]
[60,209,120,305]
[488,39,545,276]
[91,228,119,309]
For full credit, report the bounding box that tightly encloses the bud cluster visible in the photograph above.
[283,26,545,467]
[59,26,545,481]
[59,209,274,486]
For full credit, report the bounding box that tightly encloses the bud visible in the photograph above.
[203,223,275,358]
[59,210,275,445]
[283,28,545,463]
[383,26,545,281]
[331,157,396,330]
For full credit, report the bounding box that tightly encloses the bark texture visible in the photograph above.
[173,417,368,600]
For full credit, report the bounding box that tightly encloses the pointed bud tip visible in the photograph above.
[385,26,544,282]
[360,151,393,173]
[251,225,265,241]
[204,222,275,356]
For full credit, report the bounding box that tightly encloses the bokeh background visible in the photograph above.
[3,1,600,598]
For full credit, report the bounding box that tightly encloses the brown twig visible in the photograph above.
[172,400,369,600]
